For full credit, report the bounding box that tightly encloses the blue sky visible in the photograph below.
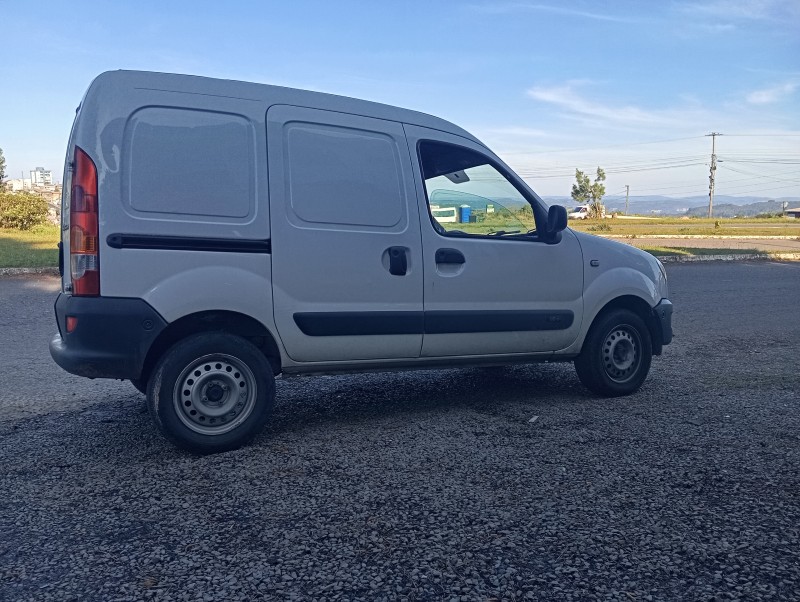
[1,0,798,200]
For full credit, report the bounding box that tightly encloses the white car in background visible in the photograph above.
[568,205,590,219]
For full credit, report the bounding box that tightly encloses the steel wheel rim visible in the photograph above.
[173,353,257,436]
[602,325,641,383]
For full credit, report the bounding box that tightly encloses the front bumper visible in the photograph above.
[652,298,673,353]
[50,294,167,380]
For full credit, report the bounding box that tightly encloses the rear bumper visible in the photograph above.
[49,294,167,380]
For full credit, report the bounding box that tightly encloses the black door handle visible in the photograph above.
[435,248,465,264]
[387,246,408,276]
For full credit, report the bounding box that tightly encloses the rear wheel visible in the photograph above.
[574,309,652,397]
[147,332,275,454]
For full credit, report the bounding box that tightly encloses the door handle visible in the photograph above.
[435,248,465,264]
[387,246,408,276]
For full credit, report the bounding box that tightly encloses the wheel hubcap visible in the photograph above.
[173,354,257,435]
[602,327,640,383]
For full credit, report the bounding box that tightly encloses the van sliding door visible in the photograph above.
[267,106,424,363]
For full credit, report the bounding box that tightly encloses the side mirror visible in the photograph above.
[545,205,567,243]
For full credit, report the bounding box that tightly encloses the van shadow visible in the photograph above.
[28,363,584,462]
[261,362,583,437]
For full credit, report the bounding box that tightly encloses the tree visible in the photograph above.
[571,167,606,218]
[0,148,6,184]
[0,191,49,230]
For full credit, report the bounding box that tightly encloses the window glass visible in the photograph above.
[419,141,536,237]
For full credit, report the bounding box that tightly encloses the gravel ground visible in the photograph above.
[1,263,799,601]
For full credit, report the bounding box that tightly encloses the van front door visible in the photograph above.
[403,125,584,357]
[268,106,423,362]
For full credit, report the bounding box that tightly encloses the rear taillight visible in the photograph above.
[70,147,99,296]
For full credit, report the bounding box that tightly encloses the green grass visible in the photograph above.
[0,225,60,268]
[569,217,800,237]
[639,246,761,258]
[1,218,797,268]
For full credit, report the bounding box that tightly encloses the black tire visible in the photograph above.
[130,378,148,395]
[147,332,275,454]
[574,309,652,397]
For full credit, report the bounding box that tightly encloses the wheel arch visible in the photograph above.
[140,310,283,385]
[589,295,663,356]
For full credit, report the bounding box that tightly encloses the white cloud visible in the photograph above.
[486,126,549,137]
[745,82,798,104]
[697,22,737,32]
[682,0,772,20]
[679,0,800,22]
[526,83,702,129]
[470,3,636,23]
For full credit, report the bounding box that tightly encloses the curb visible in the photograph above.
[0,267,60,277]
[603,234,800,240]
[654,252,800,263]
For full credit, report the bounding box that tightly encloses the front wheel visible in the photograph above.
[574,309,652,397]
[147,332,275,454]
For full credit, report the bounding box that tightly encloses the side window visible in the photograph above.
[418,140,537,237]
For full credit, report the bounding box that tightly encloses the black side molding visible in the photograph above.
[425,310,573,333]
[293,310,574,336]
[294,312,424,336]
[107,234,271,254]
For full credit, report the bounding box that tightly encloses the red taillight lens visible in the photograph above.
[70,147,99,296]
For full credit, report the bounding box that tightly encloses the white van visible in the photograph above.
[50,71,672,454]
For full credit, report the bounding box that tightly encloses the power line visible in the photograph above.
[514,160,707,178]
[715,182,800,195]
[718,164,800,184]
[722,159,800,165]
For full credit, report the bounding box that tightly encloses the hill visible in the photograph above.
[540,195,800,216]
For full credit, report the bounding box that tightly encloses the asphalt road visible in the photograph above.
[1,262,799,601]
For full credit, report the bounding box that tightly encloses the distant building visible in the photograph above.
[786,208,800,219]
[6,178,33,191]
[30,167,53,186]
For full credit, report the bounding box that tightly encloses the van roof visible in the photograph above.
[86,70,482,144]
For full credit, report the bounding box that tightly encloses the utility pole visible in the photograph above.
[625,185,630,215]
[706,132,722,218]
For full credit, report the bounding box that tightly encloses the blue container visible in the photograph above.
[459,205,471,223]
